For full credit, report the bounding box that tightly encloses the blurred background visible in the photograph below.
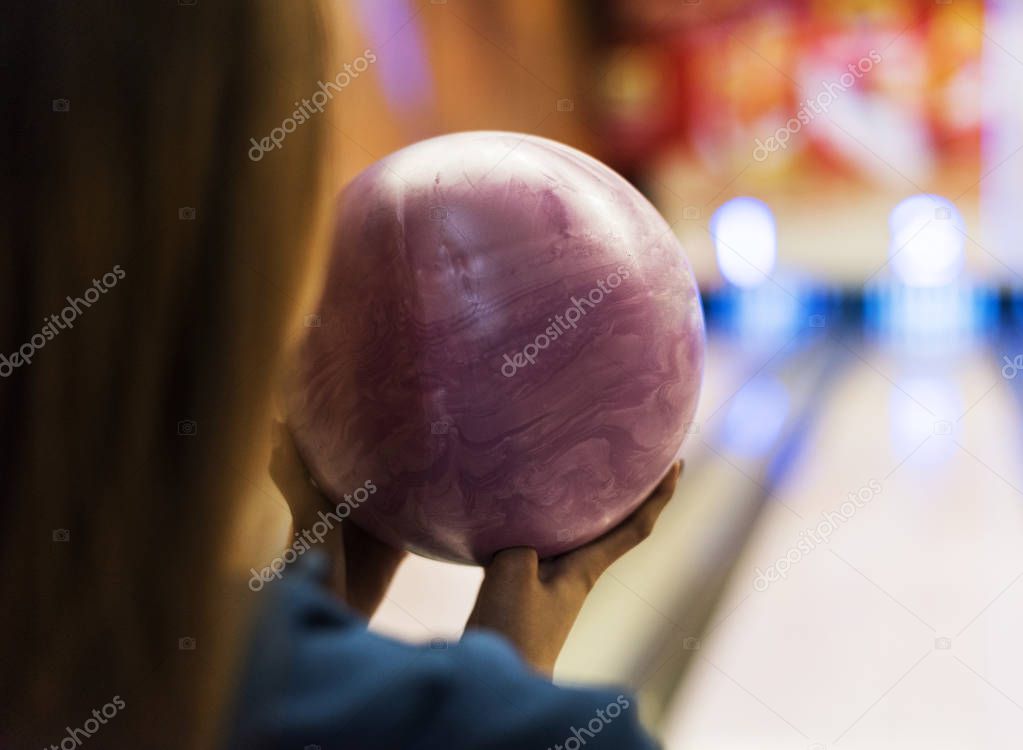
[253,1,1023,747]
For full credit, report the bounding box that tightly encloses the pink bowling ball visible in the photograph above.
[286,131,704,564]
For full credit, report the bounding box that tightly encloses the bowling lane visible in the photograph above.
[365,328,1023,749]
[660,341,1023,749]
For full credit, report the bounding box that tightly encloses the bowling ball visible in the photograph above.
[286,131,704,565]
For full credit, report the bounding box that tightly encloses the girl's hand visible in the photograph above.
[466,462,682,675]
[269,421,406,616]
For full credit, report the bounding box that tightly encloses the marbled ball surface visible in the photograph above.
[287,131,705,564]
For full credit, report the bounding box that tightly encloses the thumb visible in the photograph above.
[548,461,681,590]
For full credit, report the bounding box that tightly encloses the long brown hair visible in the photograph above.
[0,1,336,746]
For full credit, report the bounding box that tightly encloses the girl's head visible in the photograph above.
[0,1,337,746]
